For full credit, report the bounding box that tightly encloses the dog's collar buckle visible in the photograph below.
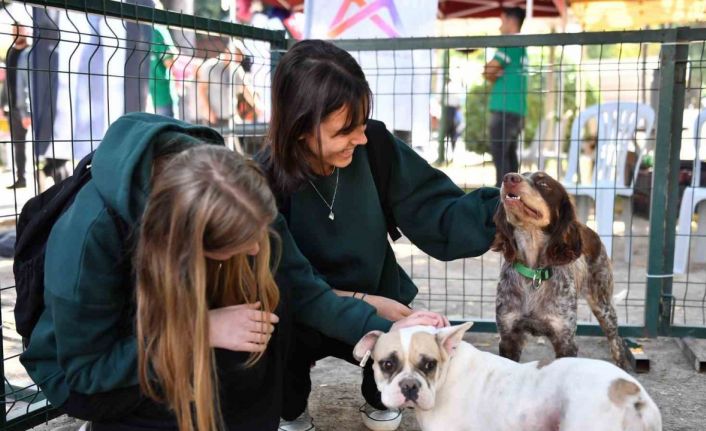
[512,262,553,288]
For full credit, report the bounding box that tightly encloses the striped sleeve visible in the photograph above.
[493,49,511,67]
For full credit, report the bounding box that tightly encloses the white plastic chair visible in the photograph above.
[561,102,656,260]
[674,109,706,273]
[519,114,570,176]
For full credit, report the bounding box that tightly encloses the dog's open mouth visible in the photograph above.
[504,193,541,218]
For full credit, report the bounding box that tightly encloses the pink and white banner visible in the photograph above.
[304,0,438,146]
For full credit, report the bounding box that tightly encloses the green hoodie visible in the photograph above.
[20,113,225,407]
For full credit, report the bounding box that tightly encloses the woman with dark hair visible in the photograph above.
[260,40,499,431]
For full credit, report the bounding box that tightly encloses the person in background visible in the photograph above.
[442,75,465,162]
[149,0,179,117]
[235,45,262,124]
[4,21,31,189]
[197,42,259,130]
[483,6,528,187]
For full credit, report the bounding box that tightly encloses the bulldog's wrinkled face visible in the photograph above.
[353,323,472,411]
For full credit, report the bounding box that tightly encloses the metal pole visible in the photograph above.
[436,49,450,165]
[642,42,648,105]
[645,28,688,337]
[1,301,6,428]
[270,33,287,84]
[527,0,534,20]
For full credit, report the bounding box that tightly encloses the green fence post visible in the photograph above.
[645,28,689,337]
[1,302,6,429]
[272,36,288,84]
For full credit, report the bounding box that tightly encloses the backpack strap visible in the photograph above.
[365,120,402,241]
[14,151,95,259]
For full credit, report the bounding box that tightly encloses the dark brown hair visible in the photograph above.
[264,39,372,197]
[503,7,526,29]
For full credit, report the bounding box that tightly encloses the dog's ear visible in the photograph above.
[545,194,582,266]
[353,330,383,363]
[436,322,472,358]
[491,204,517,262]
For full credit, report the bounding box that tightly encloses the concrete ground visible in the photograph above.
[306,334,706,431]
[26,334,706,431]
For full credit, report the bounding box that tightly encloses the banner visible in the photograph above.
[304,0,438,146]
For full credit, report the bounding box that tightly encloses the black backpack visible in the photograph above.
[13,151,128,344]
[266,119,402,241]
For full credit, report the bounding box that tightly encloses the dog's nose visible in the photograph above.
[399,378,420,402]
[503,173,522,185]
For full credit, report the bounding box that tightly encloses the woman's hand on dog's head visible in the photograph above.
[391,310,450,331]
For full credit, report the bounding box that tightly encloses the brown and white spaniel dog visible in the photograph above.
[492,172,627,368]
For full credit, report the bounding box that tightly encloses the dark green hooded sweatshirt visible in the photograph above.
[19,113,232,414]
[19,113,403,428]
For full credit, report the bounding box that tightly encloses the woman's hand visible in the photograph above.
[209,302,279,352]
[390,310,450,331]
[364,294,413,321]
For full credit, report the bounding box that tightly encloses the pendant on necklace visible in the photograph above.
[329,211,335,221]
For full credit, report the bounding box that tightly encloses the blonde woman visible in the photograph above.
[21,113,286,430]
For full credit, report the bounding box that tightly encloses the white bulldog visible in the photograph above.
[353,323,662,431]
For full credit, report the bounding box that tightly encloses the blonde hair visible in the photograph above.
[135,144,279,431]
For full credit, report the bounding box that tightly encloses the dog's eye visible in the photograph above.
[538,181,550,189]
[381,360,395,372]
[422,360,437,373]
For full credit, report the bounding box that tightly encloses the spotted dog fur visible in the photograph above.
[493,172,628,368]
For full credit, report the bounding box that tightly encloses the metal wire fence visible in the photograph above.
[0,0,284,428]
[333,29,706,339]
[0,0,705,428]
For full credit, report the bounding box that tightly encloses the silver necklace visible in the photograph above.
[308,167,339,221]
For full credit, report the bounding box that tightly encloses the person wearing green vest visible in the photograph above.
[483,7,528,187]
[149,4,178,118]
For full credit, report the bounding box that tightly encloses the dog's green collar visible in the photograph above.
[513,262,553,285]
